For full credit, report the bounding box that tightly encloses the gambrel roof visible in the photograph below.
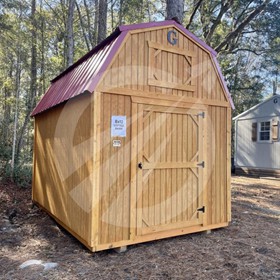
[32,20,234,116]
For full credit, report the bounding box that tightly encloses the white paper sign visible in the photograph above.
[111,116,126,137]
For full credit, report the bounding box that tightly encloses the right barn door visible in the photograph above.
[136,103,206,236]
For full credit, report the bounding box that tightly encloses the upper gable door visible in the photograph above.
[134,100,206,236]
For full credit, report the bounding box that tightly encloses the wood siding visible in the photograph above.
[98,27,228,104]
[99,93,131,244]
[207,106,230,225]
[33,94,94,245]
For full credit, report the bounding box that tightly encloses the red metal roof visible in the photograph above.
[32,20,234,116]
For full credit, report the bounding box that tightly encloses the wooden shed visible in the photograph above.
[31,20,234,252]
[233,94,280,177]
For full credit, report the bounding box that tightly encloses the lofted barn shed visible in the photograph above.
[234,94,280,178]
[31,20,234,252]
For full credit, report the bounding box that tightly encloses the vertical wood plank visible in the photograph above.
[177,31,184,96]
[171,113,177,222]
[226,108,232,222]
[142,109,150,227]
[216,107,221,223]
[182,115,187,221]
[138,32,144,91]
[192,115,197,216]
[173,45,178,96]
[136,103,144,236]
[155,112,161,226]
[202,110,207,225]
[123,96,131,240]
[198,114,204,223]
[116,95,125,241]
[124,37,132,89]
[166,113,172,223]
[187,114,192,220]
[108,94,118,243]
[91,91,101,247]
[130,102,138,239]
[183,31,188,97]
[206,54,211,100]
[220,108,226,223]
[118,42,125,88]
[149,31,157,93]
[160,112,166,225]
[100,94,110,244]
[131,34,138,90]
[197,48,203,99]
[148,110,155,226]
[161,29,167,95]
[177,113,183,221]
[211,60,217,101]
[144,31,151,92]
[167,28,173,95]
[205,107,212,226]
[211,107,216,224]
[156,29,163,94]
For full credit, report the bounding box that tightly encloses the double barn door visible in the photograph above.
[133,100,206,236]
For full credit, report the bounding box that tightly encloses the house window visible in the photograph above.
[258,121,271,141]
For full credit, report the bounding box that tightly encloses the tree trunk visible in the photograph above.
[75,0,91,51]
[11,51,21,179]
[66,0,75,67]
[118,0,124,25]
[166,0,184,23]
[16,0,38,164]
[83,0,98,47]
[97,0,107,44]
[93,0,99,46]
[40,0,46,95]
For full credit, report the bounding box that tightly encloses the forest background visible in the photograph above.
[0,0,279,185]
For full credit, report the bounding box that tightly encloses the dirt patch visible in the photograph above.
[0,176,279,279]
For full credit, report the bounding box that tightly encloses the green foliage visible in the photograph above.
[4,164,32,188]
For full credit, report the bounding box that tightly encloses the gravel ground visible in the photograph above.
[0,176,279,280]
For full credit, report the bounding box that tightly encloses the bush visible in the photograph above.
[4,163,32,187]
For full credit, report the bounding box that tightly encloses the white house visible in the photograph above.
[233,94,280,177]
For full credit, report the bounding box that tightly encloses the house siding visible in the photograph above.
[235,95,280,170]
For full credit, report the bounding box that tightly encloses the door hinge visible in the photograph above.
[197,112,205,118]
[197,161,205,168]
[197,206,205,213]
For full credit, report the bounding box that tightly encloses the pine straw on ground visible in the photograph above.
[0,176,279,280]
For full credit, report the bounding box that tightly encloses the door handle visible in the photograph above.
[138,162,143,169]
[197,206,205,213]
